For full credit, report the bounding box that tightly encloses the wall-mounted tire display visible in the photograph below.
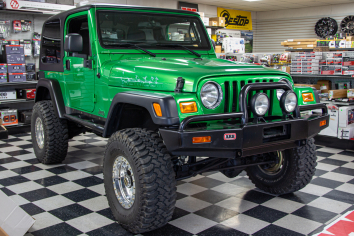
[341,15,354,35]
[315,17,338,38]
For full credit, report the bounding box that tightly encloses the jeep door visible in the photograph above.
[63,12,95,112]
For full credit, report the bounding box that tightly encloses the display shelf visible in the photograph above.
[0,99,34,105]
[0,81,37,92]
[320,100,354,106]
[285,49,314,52]
[205,26,225,29]
[0,9,55,15]
[330,48,354,51]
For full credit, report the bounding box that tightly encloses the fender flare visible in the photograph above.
[103,92,180,137]
[35,78,66,118]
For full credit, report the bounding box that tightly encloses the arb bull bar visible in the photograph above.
[159,82,329,158]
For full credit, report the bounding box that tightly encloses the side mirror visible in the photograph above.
[64,33,83,53]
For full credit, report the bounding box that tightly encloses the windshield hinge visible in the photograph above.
[93,94,97,103]
[175,77,185,93]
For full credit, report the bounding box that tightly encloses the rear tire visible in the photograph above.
[31,101,68,164]
[246,138,317,195]
[103,128,176,234]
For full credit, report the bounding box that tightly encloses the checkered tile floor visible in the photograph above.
[1,132,354,236]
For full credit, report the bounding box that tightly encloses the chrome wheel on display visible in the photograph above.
[113,156,135,209]
[35,117,44,149]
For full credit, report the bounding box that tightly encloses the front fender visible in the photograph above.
[294,86,319,105]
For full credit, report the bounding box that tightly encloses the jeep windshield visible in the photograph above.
[97,11,211,50]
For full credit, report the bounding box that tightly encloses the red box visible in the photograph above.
[343,57,354,66]
[26,89,36,100]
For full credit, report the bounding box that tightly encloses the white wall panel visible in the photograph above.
[253,3,354,53]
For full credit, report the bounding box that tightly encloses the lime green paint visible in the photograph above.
[41,6,317,123]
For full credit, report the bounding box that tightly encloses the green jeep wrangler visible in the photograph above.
[32,4,329,233]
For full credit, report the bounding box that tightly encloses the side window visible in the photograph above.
[67,15,91,57]
[41,19,61,64]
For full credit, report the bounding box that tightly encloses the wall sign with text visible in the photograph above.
[217,7,252,30]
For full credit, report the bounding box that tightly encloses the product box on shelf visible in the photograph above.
[0,64,7,73]
[202,17,209,26]
[8,73,26,82]
[209,17,225,27]
[338,105,354,127]
[26,89,36,100]
[18,110,32,124]
[7,64,26,73]
[294,84,321,90]
[0,109,18,126]
[319,104,338,137]
[26,72,36,81]
[26,63,35,72]
[281,66,291,73]
[336,82,351,89]
[0,90,16,100]
[348,89,354,98]
[22,40,32,56]
[338,126,354,139]
[343,57,354,66]
[329,89,347,100]
[4,45,24,55]
[0,73,7,83]
[317,80,331,93]
[321,66,336,75]
[5,54,25,63]
[342,66,354,75]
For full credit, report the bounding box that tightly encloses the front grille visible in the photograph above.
[224,79,275,114]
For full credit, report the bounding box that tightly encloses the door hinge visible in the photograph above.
[93,94,97,103]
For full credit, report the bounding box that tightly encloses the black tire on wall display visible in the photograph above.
[341,15,354,35]
[315,17,338,38]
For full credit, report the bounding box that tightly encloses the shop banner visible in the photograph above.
[217,7,252,31]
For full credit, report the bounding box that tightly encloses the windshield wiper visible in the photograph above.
[156,44,201,57]
[107,43,156,57]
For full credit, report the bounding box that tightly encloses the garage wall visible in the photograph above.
[253,3,354,53]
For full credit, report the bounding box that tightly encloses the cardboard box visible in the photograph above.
[348,89,354,98]
[0,190,35,235]
[281,66,290,73]
[0,109,18,126]
[329,89,347,100]
[4,45,24,55]
[209,17,225,27]
[7,64,26,73]
[317,80,331,93]
[343,57,354,66]
[215,45,221,53]
[209,21,218,26]
[294,84,321,90]
[319,104,338,137]
[203,17,209,26]
[338,126,354,139]
[8,73,27,82]
[338,105,354,127]
[0,64,7,73]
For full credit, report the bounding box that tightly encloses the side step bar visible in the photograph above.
[64,114,104,134]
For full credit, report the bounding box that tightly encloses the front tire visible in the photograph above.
[246,138,317,195]
[103,128,176,234]
[31,101,68,164]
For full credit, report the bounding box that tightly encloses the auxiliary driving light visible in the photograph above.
[280,91,297,113]
[250,93,270,116]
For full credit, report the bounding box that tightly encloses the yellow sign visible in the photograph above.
[217,7,252,30]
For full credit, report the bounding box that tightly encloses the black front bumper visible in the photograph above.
[159,82,329,158]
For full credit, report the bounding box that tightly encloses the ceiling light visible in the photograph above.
[243,0,262,1]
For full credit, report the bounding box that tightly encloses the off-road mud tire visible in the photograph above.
[246,138,317,195]
[31,100,69,164]
[103,128,176,234]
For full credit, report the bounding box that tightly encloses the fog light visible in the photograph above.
[251,93,269,116]
[180,102,198,113]
[302,93,314,102]
[193,136,211,144]
[280,91,297,113]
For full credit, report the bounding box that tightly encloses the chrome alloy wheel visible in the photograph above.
[35,117,44,149]
[113,156,136,209]
[259,151,284,175]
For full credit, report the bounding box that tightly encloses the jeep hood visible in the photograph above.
[104,57,291,92]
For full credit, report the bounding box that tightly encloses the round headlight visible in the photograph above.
[280,91,297,113]
[201,82,222,109]
[251,93,269,116]
[276,89,285,100]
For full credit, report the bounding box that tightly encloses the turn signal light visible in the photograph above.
[302,93,314,102]
[180,102,198,113]
[153,103,162,117]
[320,120,326,126]
[193,136,211,144]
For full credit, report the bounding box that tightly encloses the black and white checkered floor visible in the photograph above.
[0,132,354,236]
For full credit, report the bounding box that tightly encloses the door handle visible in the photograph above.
[66,60,70,70]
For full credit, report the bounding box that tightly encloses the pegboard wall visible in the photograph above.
[1,12,51,68]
